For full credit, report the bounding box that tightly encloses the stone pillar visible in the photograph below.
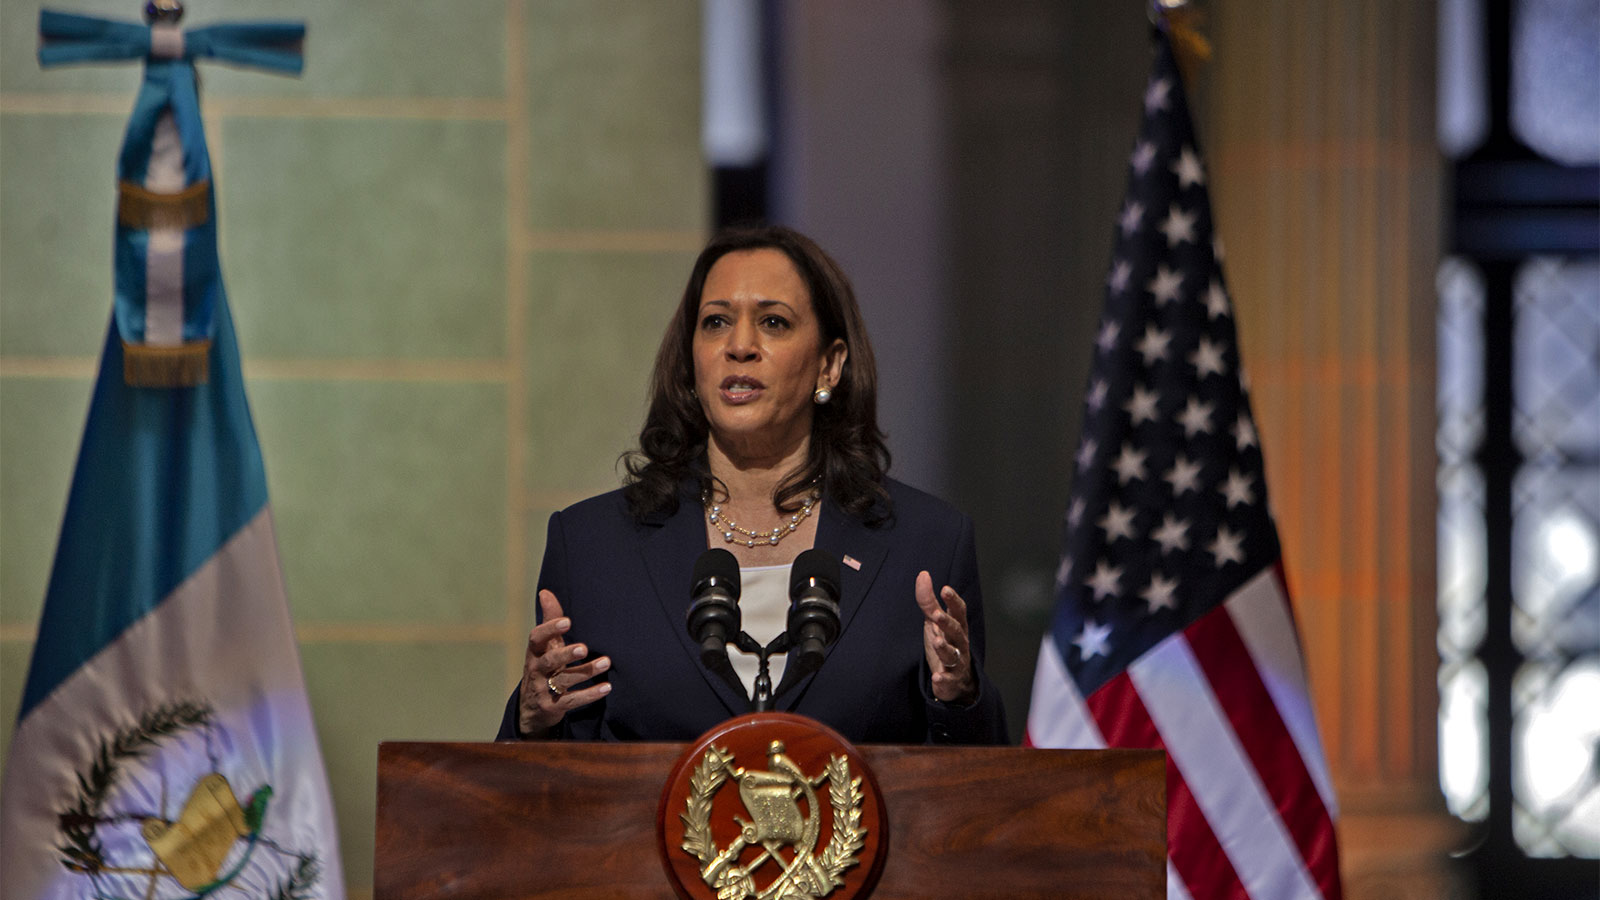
[1207,3,1463,897]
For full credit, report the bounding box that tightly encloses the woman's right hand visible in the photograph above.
[518,589,612,736]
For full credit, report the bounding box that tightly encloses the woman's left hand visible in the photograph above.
[915,570,977,705]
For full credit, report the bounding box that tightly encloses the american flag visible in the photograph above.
[1025,32,1345,900]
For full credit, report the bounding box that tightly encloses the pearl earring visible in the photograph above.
[813,386,833,405]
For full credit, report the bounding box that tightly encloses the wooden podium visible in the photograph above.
[374,736,1164,896]
[375,738,1165,899]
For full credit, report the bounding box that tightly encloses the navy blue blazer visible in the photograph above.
[496,478,1007,744]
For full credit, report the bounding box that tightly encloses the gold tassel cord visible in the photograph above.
[123,340,210,387]
[117,179,211,230]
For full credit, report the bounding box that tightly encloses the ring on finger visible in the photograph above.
[940,648,963,671]
[546,675,564,699]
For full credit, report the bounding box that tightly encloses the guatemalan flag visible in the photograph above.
[1025,23,1345,900]
[0,11,343,897]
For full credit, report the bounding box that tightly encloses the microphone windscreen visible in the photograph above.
[693,547,741,594]
[789,548,840,598]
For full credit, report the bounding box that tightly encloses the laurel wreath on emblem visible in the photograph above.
[53,700,321,899]
[680,744,866,900]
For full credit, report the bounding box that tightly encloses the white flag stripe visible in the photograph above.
[144,112,186,346]
[1167,861,1195,900]
[145,231,186,345]
[1129,633,1324,900]
[1026,636,1107,749]
[146,112,185,192]
[0,510,343,897]
[1224,569,1339,816]
[149,23,184,59]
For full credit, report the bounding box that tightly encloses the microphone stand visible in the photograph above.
[732,631,791,712]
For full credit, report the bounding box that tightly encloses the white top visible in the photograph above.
[730,564,789,698]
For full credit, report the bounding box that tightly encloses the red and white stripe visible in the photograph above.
[1026,567,1343,900]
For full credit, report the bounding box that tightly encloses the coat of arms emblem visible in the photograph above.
[53,701,322,899]
[661,712,887,900]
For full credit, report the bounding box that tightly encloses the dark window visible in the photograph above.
[1439,0,1599,892]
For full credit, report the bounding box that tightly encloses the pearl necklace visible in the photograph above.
[704,490,818,548]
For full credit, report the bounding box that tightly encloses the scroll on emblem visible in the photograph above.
[659,713,888,900]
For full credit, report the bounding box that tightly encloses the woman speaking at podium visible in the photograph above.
[496,226,1006,745]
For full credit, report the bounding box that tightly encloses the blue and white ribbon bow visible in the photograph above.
[38,10,304,386]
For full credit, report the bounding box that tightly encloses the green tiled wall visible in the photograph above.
[253,380,510,625]
[0,376,91,629]
[525,250,694,498]
[299,640,505,887]
[0,1,705,892]
[524,0,705,230]
[0,114,121,356]
[222,117,511,361]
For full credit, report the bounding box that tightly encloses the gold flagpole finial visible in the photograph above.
[144,0,184,25]
[1150,0,1213,85]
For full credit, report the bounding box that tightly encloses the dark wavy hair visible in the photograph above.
[621,225,892,524]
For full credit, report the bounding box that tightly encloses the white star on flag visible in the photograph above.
[1085,562,1123,603]
[1189,336,1227,378]
[1172,146,1205,189]
[1086,378,1109,412]
[1118,201,1144,237]
[1066,496,1086,528]
[1055,555,1074,587]
[1159,204,1198,248]
[1143,77,1172,113]
[1220,467,1255,509]
[1207,525,1246,567]
[1205,279,1231,319]
[1151,512,1191,554]
[1233,413,1259,450]
[1147,264,1185,305]
[1130,140,1157,175]
[1140,572,1180,613]
[1097,319,1121,354]
[1124,384,1161,425]
[1136,325,1172,364]
[1108,259,1133,294]
[1163,453,1203,495]
[1177,396,1214,436]
[1076,437,1098,471]
[1112,444,1149,485]
[1073,619,1113,660]
[1098,500,1138,542]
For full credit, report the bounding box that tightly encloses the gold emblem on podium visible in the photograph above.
[680,739,865,900]
[660,712,887,900]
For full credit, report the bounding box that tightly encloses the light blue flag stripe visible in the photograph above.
[19,296,268,718]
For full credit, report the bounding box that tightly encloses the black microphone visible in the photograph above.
[787,548,842,675]
[686,548,741,669]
